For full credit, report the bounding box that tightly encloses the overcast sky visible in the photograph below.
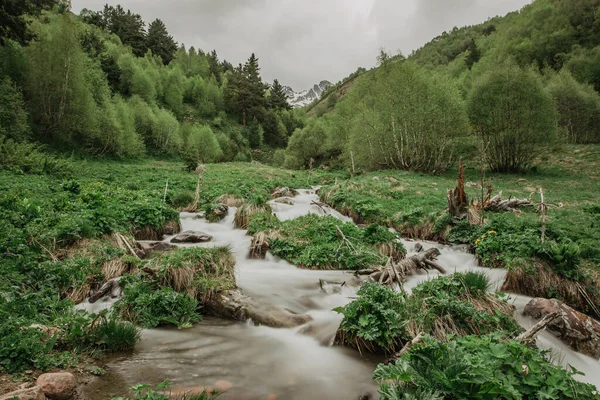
[73,0,531,90]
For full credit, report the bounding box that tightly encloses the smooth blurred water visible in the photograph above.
[83,189,599,399]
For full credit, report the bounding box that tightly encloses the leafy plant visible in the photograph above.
[374,334,599,399]
[116,279,202,329]
[113,380,220,400]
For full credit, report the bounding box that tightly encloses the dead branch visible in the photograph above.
[387,332,425,363]
[311,200,329,214]
[515,312,560,344]
[184,164,205,213]
[116,233,140,260]
[336,226,356,252]
[357,248,443,286]
[447,160,468,217]
[473,190,533,212]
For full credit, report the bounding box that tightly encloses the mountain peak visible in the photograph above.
[283,80,332,108]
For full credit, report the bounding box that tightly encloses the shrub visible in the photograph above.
[345,59,469,172]
[335,277,519,354]
[184,124,223,170]
[334,283,406,353]
[546,70,600,144]
[116,279,202,329]
[374,334,599,399]
[88,315,140,352]
[114,381,219,400]
[171,191,194,208]
[468,64,555,172]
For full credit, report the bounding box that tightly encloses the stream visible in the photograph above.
[82,189,600,399]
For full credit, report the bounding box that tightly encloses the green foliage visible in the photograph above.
[114,381,219,400]
[184,124,222,169]
[374,334,599,400]
[171,191,194,208]
[474,228,542,269]
[249,214,399,270]
[117,278,201,329]
[146,19,178,65]
[468,64,556,172]
[0,76,30,140]
[334,283,406,352]
[0,136,74,176]
[539,240,582,279]
[336,276,520,354]
[546,69,600,144]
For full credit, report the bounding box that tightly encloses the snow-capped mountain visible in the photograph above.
[283,80,332,108]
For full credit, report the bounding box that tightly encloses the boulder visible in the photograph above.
[170,231,213,244]
[138,241,176,257]
[271,187,297,199]
[272,197,295,206]
[162,220,181,235]
[35,373,75,400]
[0,386,46,400]
[523,298,600,358]
[206,204,229,221]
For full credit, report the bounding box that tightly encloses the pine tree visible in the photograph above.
[146,19,177,65]
[98,5,147,57]
[269,79,291,110]
[208,50,223,83]
[224,54,267,126]
[465,39,481,70]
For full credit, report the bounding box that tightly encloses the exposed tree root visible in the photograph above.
[472,189,533,212]
[356,248,444,286]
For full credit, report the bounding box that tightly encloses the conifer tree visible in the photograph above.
[146,19,177,65]
[269,79,291,110]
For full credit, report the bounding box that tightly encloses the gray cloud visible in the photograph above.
[73,0,530,89]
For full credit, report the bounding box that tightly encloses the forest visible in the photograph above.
[1,0,600,399]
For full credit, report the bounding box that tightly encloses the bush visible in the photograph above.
[468,64,555,172]
[184,124,222,170]
[335,277,520,354]
[116,279,202,329]
[334,283,406,353]
[88,315,140,352]
[546,70,600,144]
[171,191,194,208]
[345,59,469,172]
[374,334,599,399]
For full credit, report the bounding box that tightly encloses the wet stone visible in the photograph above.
[171,231,213,243]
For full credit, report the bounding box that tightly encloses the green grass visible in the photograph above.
[248,213,405,270]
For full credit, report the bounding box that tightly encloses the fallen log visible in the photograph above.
[357,247,444,286]
[473,190,532,212]
[204,289,312,329]
[515,311,560,345]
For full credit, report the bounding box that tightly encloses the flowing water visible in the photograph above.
[83,189,600,399]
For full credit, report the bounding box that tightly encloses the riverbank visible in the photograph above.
[1,153,600,398]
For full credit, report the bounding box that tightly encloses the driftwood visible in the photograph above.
[204,289,312,328]
[184,164,205,213]
[387,332,425,363]
[473,189,532,212]
[515,311,560,344]
[89,278,121,303]
[356,247,445,286]
[447,160,468,217]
